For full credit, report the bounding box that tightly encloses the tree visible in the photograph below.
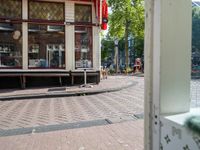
[108,0,144,71]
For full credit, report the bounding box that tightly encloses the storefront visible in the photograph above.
[0,0,108,88]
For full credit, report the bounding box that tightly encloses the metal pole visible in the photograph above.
[114,39,119,73]
[80,69,93,88]
[84,69,87,86]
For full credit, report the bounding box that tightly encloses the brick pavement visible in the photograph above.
[0,77,144,130]
[0,120,144,150]
[0,76,144,149]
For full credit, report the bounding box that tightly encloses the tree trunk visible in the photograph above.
[125,21,129,74]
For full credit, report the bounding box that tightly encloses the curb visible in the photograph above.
[0,81,138,101]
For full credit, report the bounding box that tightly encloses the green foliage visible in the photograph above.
[108,0,144,39]
[185,116,200,136]
[134,37,144,58]
[108,0,144,68]
[192,6,200,52]
[130,0,145,39]
[108,68,115,75]
[118,39,125,52]
[193,6,200,19]
[108,0,132,38]
[101,38,114,61]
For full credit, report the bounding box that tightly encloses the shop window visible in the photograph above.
[0,23,22,68]
[75,4,92,23]
[0,0,22,19]
[29,1,64,21]
[28,24,65,69]
[75,26,93,69]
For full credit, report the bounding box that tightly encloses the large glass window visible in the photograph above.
[28,24,65,69]
[29,1,64,21]
[75,26,92,69]
[0,23,22,68]
[0,0,22,19]
[75,4,92,23]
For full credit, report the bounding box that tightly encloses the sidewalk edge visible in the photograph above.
[0,81,138,101]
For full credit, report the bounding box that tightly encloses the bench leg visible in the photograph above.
[20,76,26,89]
[71,76,74,85]
[59,76,62,86]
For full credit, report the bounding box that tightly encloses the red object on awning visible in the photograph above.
[101,0,108,30]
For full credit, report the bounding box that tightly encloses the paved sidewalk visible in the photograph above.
[0,120,144,150]
[0,75,137,100]
[0,77,144,130]
[0,76,144,150]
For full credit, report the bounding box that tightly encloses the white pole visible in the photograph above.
[84,69,87,85]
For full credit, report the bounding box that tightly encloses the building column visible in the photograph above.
[93,26,101,70]
[22,0,28,70]
[65,25,75,70]
[65,1,75,71]
[144,0,191,149]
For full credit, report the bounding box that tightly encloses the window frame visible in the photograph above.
[75,25,93,69]
[0,23,23,69]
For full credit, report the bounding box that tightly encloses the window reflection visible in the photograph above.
[0,23,22,68]
[75,26,92,69]
[28,24,65,69]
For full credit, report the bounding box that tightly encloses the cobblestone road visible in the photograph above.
[0,77,144,130]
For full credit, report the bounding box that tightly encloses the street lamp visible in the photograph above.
[114,39,119,73]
